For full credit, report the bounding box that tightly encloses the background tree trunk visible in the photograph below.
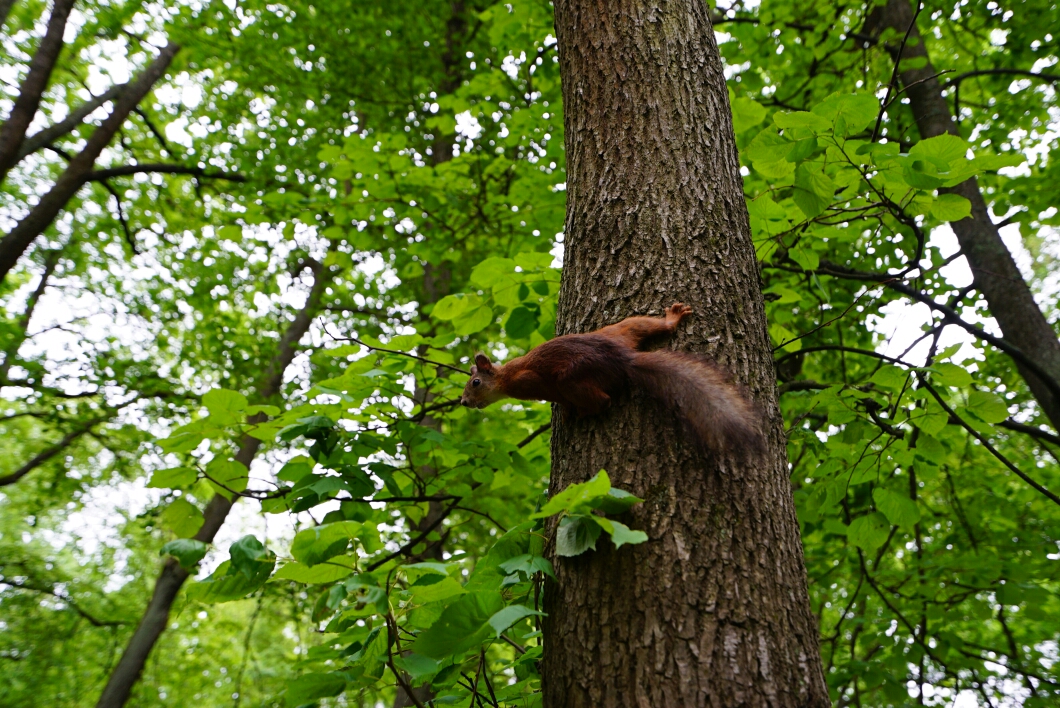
[865,0,1060,432]
[543,2,828,706]
[94,259,333,708]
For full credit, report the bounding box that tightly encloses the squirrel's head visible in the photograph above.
[460,353,506,409]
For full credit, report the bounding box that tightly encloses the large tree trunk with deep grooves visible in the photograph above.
[543,2,828,707]
[865,0,1060,433]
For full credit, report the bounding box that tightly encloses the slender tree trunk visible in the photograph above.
[0,0,18,33]
[865,0,1060,432]
[0,0,75,181]
[0,42,180,283]
[543,3,828,707]
[94,260,332,708]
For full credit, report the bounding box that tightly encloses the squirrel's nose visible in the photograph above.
[459,396,468,407]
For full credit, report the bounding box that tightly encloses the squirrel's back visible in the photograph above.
[529,334,762,454]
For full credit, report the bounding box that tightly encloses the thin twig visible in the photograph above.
[871,1,923,143]
[920,378,1060,507]
[324,324,469,375]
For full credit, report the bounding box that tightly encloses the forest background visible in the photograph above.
[1,0,1059,706]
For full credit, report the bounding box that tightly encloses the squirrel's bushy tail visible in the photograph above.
[629,350,764,454]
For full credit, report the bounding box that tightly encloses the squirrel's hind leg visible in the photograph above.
[564,384,611,417]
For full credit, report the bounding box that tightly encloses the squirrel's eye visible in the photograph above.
[472,379,481,387]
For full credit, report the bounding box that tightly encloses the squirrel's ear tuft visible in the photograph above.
[474,353,493,371]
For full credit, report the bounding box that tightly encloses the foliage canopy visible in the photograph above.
[1,1,1059,706]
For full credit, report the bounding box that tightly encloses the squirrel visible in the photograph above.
[459,302,763,454]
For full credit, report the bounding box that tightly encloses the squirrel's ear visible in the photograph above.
[474,353,493,371]
[469,365,478,375]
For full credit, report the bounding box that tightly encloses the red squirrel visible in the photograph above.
[459,302,762,453]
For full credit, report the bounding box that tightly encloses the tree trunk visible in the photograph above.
[543,2,828,707]
[865,0,1060,433]
[94,259,332,708]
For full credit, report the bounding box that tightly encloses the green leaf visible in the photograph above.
[600,519,649,549]
[497,554,555,580]
[273,561,353,585]
[847,512,891,551]
[162,498,204,538]
[433,294,471,320]
[870,365,908,392]
[147,467,198,489]
[470,257,516,287]
[555,515,602,557]
[394,653,439,680]
[965,390,1009,424]
[731,97,767,132]
[186,558,274,604]
[453,304,494,335]
[913,399,949,435]
[793,164,835,218]
[505,306,538,339]
[245,404,281,416]
[205,457,249,499]
[789,247,820,272]
[160,539,208,569]
[930,194,972,222]
[588,488,643,515]
[229,535,272,579]
[290,521,361,566]
[203,388,248,425]
[285,672,346,706]
[277,456,315,482]
[411,590,504,659]
[932,363,973,388]
[774,110,834,134]
[407,576,467,605]
[872,488,921,528]
[487,604,544,637]
[910,134,970,165]
[531,470,611,518]
[811,93,879,136]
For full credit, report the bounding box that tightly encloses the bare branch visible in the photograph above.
[85,163,245,182]
[0,0,76,182]
[17,83,127,160]
[0,42,181,283]
[920,378,1060,507]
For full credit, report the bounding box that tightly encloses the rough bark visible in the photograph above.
[543,2,828,707]
[94,260,332,708]
[865,0,1060,432]
[0,42,180,284]
[0,0,75,182]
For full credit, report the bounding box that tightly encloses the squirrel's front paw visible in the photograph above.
[668,302,693,320]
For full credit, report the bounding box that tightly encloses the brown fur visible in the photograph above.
[461,303,762,454]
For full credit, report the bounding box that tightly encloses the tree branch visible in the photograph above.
[17,83,128,160]
[0,415,109,487]
[0,0,76,182]
[870,0,922,142]
[0,247,59,385]
[0,42,181,283]
[1,579,124,627]
[85,163,245,182]
[920,378,1060,507]
[942,68,1060,91]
